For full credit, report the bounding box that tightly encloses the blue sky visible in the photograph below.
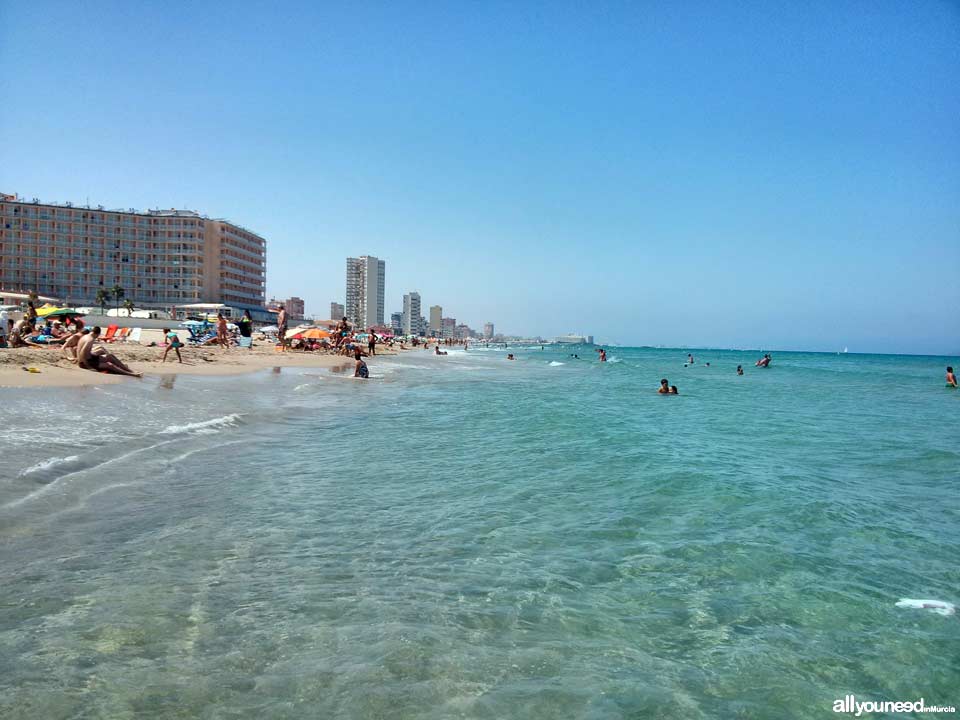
[1,1,957,353]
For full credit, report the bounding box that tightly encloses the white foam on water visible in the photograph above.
[549,361,565,367]
[1,438,181,510]
[159,414,242,435]
[896,598,956,617]
[19,455,81,477]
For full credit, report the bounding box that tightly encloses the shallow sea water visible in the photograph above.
[1,346,958,719]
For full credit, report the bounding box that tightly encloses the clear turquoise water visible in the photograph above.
[1,346,958,719]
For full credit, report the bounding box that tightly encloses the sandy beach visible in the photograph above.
[0,340,396,388]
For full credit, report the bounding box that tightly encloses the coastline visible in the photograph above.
[0,343,394,388]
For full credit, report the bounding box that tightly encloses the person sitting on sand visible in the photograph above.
[77,326,141,377]
[737,365,744,375]
[658,378,670,394]
[354,349,369,378]
[948,366,957,388]
[669,385,679,394]
[61,328,89,363]
[7,319,30,348]
[162,327,183,364]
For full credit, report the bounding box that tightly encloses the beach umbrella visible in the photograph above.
[39,307,85,318]
[293,328,331,340]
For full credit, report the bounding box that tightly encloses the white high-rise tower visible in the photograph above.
[402,292,421,335]
[345,255,385,329]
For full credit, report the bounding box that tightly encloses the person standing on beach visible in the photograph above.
[948,367,957,388]
[367,330,377,356]
[238,309,253,347]
[25,301,37,323]
[162,327,183,363]
[276,305,288,352]
[216,313,230,349]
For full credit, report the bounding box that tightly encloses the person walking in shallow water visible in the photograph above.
[948,366,957,388]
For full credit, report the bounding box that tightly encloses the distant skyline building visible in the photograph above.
[441,317,456,340]
[483,322,494,339]
[285,296,305,320]
[429,304,442,336]
[345,255,385,329]
[330,301,344,320]
[390,311,402,336]
[402,291,421,335]
[0,193,266,309]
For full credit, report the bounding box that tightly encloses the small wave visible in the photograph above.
[549,361,565,367]
[19,455,81,477]
[896,598,956,617]
[159,414,242,435]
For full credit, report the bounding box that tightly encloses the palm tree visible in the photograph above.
[95,288,110,315]
[122,298,135,317]
[111,284,124,315]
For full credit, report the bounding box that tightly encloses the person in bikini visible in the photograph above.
[948,366,957,388]
[162,327,184,363]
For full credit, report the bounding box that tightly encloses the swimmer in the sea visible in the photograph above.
[737,365,744,375]
[658,378,670,394]
[354,350,369,378]
[688,354,694,364]
[669,385,678,394]
[599,349,607,362]
[756,353,771,368]
[507,353,515,360]
[948,366,957,388]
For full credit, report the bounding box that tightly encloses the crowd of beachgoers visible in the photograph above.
[3,300,956,389]
[0,300,476,381]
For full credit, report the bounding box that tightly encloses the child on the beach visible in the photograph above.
[162,328,183,363]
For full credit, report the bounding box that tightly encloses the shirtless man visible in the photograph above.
[61,328,89,363]
[77,326,141,377]
[276,305,288,352]
[658,378,671,394]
